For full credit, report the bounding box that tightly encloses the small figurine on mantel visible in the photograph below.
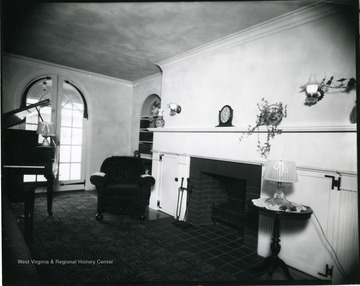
[154,109,165,128]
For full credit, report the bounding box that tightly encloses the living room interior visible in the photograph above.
[1,0,359,285]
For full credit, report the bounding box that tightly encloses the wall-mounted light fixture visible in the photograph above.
[168,103,182,116]
[300,74,356,106]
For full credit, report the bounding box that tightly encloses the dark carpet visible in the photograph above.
[11,192,240,285]
[8,191,319,285]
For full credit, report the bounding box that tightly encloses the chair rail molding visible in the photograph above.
[148,124,356,134]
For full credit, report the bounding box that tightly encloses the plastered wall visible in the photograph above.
[154,4,356,172]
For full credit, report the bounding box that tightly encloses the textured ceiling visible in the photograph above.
[2,1,314,81]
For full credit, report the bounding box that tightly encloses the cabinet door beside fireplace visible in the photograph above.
[151,152,190,219]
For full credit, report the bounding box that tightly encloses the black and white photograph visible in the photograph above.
[1,0,359,285]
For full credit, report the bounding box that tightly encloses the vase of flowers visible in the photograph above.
[150,101,160,116]
[154,109,165,128]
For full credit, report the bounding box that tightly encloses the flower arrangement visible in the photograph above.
[148,101,161,127]
[240,98,287,159]
[150,101,161,116]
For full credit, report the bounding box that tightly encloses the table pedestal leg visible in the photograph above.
[255,217,293,280]
[46,176,54,216]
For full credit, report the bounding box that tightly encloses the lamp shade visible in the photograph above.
[37,122,56,137]
[305,74,319,95]
[264,160,298,183]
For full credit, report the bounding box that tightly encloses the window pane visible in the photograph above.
[27,78,53,103]
[24,175,45,182]
[60,127,72,144]
[74,103,84,111]
[24,175,36,182]
[41,114,52,123]
[72,112,83,128]
[72,128,82,145]
[27,98,38,105]
[62,101,72,110]
[61,109,72,127]
[25,124,37,131]
[71,146,82,162]
[26,113,38,124]
[37,175,47,182]
[25,78,53,132]
[60,145,71,162]
[40,106,52,122]
[59,163,70,181]
[70,163,81,180]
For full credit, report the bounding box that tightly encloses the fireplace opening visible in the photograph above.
[188,157,262,247]
[209,174,247,241]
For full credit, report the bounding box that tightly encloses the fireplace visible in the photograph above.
[188,157,262,245]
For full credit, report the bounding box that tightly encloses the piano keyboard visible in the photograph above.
[3,165,45,169]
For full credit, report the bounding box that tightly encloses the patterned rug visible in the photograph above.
[11,192,237,285]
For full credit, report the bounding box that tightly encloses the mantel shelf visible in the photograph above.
[148,125,356,133]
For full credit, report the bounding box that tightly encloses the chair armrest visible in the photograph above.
[90,172,106,186]
[139,174,155,187]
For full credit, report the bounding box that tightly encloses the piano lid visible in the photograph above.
[2,99,51,128]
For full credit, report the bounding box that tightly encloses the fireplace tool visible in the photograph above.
[173,177,193,228]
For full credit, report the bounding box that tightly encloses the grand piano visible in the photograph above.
[2,99,56,218]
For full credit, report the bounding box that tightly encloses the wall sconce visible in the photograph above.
[168,103,182,116]
[37,122,56,147]
[300,74,356,106]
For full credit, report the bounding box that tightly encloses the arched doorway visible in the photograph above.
[22,75,88,191]
[138,94,161,173]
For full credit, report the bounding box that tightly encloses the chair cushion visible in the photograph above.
[103,183,141,197]
[100,156,145,184]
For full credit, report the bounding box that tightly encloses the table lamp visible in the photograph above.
[37,122,55,147]
[264,160,298,209]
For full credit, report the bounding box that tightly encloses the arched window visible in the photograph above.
[22,75,88,191]
[23,76,53,131]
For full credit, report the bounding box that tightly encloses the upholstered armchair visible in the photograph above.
[90,156,155,220]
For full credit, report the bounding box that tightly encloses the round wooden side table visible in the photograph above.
[251,200,313,280]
